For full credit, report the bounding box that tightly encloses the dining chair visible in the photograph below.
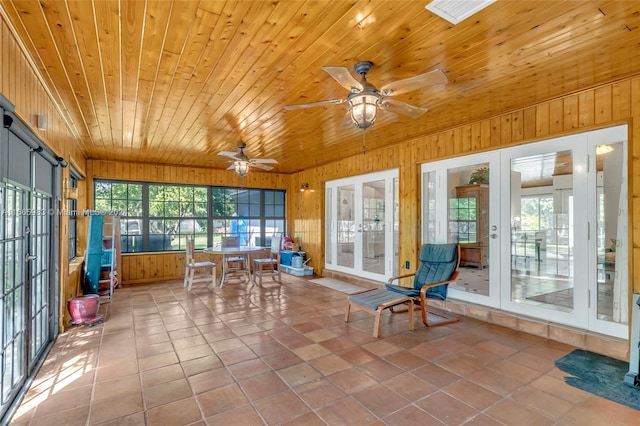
[252,234,282,286]
[220,235,249,286]
[183,236,216,291]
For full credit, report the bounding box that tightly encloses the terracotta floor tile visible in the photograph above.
[239,370,289,401]
[292,342,332,360]
[383,349,430,370]
[142,378,193,408]
[204,404,264,426]
[136,341,174,358]
[227,358,272,380]
[281,411,326,426]
[416,390,479,425]
[383,372,438,402]
[277,362,323,387]
[337,347,379,365]
[88,391,144,425]
[308,353,352,376]
[93,374,141,402]
[467,368,524,397]
[181,354,223,376]
[411,363,463,388]
[196,383,248,417]
[293,378,346,409]
[442,379,502,410]
[383,405,442,426]
[328,367,378,394]
[138,351,180,372]
[32,386,92,418]
[262,350,304,370]
[315,396,377,425]
[359,359,404,382]
[352,383,409,418]
[217,345,258,366]
[188,366,235,394]
[145,397,202,426]
[252,389,310,424]
[175,343,215,362]
[141,364,185,388]
[485,398,554,426]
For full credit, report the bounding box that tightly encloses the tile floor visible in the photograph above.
[10,274,640,425]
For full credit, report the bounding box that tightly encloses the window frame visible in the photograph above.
[94,179,286,253]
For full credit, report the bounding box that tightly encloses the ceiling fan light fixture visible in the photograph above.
[596,144,614,155]
[234,160,250,177]
[348,91,380,129]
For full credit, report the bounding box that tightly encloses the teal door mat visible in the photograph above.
[555,349,640,410]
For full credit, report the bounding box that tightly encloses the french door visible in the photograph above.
[422,125,628,338]
[0,109,58,420]
[325,169,398,282]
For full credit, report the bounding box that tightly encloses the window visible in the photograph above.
[94,180,286,253]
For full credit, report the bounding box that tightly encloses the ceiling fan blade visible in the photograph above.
[380,69,448,96]
[284,98,345,110]
[252,158,278,164]
[251,163,273,171]
[226,164,236,171]
[381,98,428,119]
[322,66,363,92]
[218,151,239,158]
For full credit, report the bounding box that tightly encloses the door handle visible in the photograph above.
[25,254,36,262]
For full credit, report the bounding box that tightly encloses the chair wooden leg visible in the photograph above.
[183,266,189,288]
[373,310,382,338]
[407,299,415,331]
[345,301,351,323]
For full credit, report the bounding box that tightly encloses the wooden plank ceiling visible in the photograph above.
[1,1,639,174]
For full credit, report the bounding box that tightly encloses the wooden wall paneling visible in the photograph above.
[511,110,524,142]
[490,117,501,148]
[501,114,512,145]
[471,122,482,152]
[563,95,579,131]
[549,99,563,134]
[578,90,595,128]
[535,103,550,137]
[594,85,613,125]
[523,106,537,139]
[612,80,631,121]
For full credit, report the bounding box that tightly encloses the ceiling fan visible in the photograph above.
[284,61,448,129]
[218,143,278,177]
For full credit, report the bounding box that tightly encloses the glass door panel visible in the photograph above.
[337,184,355,268]
[509,150,575,313]
[447,163,490,296]
[362,180,385,274]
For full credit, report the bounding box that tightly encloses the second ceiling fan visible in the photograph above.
[284,61,448,129]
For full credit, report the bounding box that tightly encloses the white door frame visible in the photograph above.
[421,125,628,339]
[325,169,398,282]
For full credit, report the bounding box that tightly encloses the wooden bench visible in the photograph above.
[345,289,415,338]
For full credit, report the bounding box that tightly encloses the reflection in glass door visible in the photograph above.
[337,185,354,268]
[509,150,575,313]
[422,153,501,307]
[362,180,385,275]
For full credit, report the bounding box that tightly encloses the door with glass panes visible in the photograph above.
[422,125,628,338]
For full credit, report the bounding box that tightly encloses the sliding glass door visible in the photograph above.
[325,169,398,281]
[422,125,628,338]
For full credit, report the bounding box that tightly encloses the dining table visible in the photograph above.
[203,245,268,287]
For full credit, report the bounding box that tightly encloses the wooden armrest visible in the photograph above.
[387,273,416,284]
[418,271,459,296]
